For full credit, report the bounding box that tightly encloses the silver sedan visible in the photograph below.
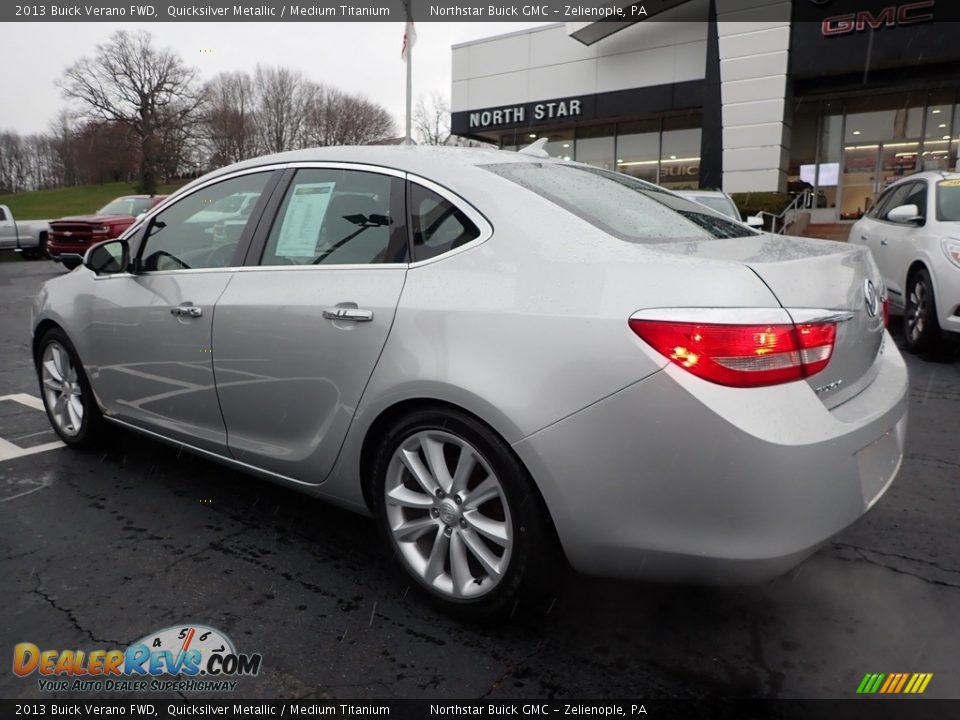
[32,146,909,619]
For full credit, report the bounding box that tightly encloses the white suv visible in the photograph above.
[850,171,960,353]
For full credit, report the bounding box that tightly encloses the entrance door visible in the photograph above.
[841,142,920,221]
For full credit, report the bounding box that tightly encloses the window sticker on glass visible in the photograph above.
[938,179,960,188]
[276,182,336,257]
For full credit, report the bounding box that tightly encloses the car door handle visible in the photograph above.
[860,235,869,241]
[322,308,373,322]
[880,240,889,246]
[170,304,202,318]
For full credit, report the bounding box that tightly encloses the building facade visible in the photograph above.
[450,0,960,223]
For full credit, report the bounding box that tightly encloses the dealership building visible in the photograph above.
[450,0,960,223]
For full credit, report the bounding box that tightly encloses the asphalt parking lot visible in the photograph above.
[1,258,958,700]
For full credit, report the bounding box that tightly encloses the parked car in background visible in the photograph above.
[850,171,960,354]
[674,189,764,228]
[47,195,167,262]
[33,146,907,619]
[0,205,50,259]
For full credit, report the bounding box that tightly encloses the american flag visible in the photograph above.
[401,21,417,62]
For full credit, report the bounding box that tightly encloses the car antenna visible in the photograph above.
[518,137,549,158]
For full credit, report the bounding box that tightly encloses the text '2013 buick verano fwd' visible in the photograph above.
[32,146,908,619]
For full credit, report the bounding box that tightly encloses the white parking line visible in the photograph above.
[0,393,64,461]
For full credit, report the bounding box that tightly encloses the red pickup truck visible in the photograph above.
[47,195,167,261]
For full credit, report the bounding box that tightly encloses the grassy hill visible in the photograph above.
[0,180,188,220]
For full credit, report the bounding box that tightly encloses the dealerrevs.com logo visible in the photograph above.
[13,624,262,693]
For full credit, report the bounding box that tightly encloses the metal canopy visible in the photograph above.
[569,0,698,45]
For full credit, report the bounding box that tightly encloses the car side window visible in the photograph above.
[140,172,271,272]
[901,181,927,220]
[0,208,6,221]
[409,183,481,262]
[868,187,897,219]
[260,168,405,266]
[878,184,915,222]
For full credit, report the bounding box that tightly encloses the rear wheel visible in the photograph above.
[903,268,941,354]
[370,408,560,621]
[36,329,104,447]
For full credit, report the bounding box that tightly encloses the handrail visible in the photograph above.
[754,189,812,234]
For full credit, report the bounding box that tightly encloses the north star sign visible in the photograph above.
[468,99,584,129]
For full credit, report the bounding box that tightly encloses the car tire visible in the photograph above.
[903,267,941,355]
[36,328,105,447]
[369,408,561,621]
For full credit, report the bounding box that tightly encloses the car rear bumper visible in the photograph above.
[513,331,909,584]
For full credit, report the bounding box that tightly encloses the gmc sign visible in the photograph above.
[822,0,935,36]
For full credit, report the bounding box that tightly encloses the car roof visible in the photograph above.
[887,170,960,187]
[175,145,550,197]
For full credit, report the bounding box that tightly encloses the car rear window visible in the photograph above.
[937,179,960,221]
[483,162,757,242]
[685,195,739,220]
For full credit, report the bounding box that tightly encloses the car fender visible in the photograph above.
[318,378,528,514]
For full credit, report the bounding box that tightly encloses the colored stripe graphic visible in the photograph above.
[857,672,932,694]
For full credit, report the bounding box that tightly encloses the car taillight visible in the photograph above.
[628,320,838,388]
[882,297,890,328]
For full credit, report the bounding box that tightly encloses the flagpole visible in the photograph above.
[404,2,413,143]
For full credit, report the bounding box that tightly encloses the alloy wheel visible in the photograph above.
[384,430,513,600]
[40,341,84,438]
[906,277,929,343]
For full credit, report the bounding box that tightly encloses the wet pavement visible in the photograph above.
[1,259,958,700]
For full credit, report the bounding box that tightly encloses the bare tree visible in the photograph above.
[253,65,311,154]
[48,110,77,186]
[301,85,394,147]
[58,30,203,193]
[202,71,259,165]
[413,93,451,146]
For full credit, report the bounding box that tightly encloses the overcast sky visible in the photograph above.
[1,22,549,136]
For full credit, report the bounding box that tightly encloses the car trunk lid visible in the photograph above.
[648,235,886,407]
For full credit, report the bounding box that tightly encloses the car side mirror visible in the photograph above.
[886,204,923,225]
[746,215,764,229]
[83,239,129,275]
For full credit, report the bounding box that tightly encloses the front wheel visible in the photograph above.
[370,409,560,621]
[903,268,942,355]
[36,329,104,447]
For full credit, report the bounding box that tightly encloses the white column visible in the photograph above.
[717,1,792,193]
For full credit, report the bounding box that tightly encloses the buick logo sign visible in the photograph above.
[864,279,880,318]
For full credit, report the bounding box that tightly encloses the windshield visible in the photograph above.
[98,197,152,216]
[684,195,740,220]
[484,163,757,242]
[936,180,960,221]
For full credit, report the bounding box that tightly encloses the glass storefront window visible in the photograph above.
[844,108,922,144]
[952,104,960,173]
[789,101,820,207]
[815,108,842,212]
[575,125,615,171]
[921,94,955,172]
[616,120,660,184]
[539,130,574,161]
[660,123,701,190]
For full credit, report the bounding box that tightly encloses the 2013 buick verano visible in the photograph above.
[32,146,909,619]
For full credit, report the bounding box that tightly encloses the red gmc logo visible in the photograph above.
[821,0,935,36]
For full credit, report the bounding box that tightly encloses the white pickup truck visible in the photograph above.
[0,205,50,260]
